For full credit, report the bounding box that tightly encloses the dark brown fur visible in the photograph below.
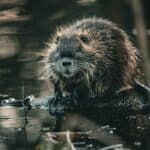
[44,18,137,99]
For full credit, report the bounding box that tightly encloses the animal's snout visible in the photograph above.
[60,58,73,67]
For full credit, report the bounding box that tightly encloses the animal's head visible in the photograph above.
[47,30,95,82]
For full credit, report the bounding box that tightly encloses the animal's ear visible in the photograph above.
[80,34,89,43]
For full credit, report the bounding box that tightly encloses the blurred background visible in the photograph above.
[0,0,149,99]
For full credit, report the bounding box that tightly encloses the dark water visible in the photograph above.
[0,106,55,150]
[1,89,150,150]
[0,105,127,150]
[0,0,150,150]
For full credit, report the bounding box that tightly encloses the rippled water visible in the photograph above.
[0,106,138,150]
[0,106,55,150]
[0,90,150,150]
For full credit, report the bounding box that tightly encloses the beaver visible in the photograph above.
[43,17,138,111]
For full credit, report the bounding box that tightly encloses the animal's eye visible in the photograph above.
[55,36,60,43]
[80,34,89,43]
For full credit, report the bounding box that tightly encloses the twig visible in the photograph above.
[66,130,76,150]
[135,79,150,92]
[99,144,123,150]
[22,81,27,118]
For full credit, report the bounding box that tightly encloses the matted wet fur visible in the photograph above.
[42,17,138,100]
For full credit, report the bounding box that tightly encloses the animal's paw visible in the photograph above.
[48,97,65,115]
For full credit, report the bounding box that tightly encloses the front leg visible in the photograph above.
[49,81,64,115]
[72,87,89,107]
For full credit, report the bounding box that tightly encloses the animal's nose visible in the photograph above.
[62,61,72,66]
[61,59,73,67]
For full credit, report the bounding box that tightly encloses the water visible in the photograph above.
[0,106,135,150]
[0,89,150,150]
[0,106,55,150]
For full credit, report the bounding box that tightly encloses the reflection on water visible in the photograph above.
[0,103,150,150]
[0,82,150,149]
[0,106,129,150]
[0,106,55,150]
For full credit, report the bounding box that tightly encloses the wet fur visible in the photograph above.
[43,18,138,99]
